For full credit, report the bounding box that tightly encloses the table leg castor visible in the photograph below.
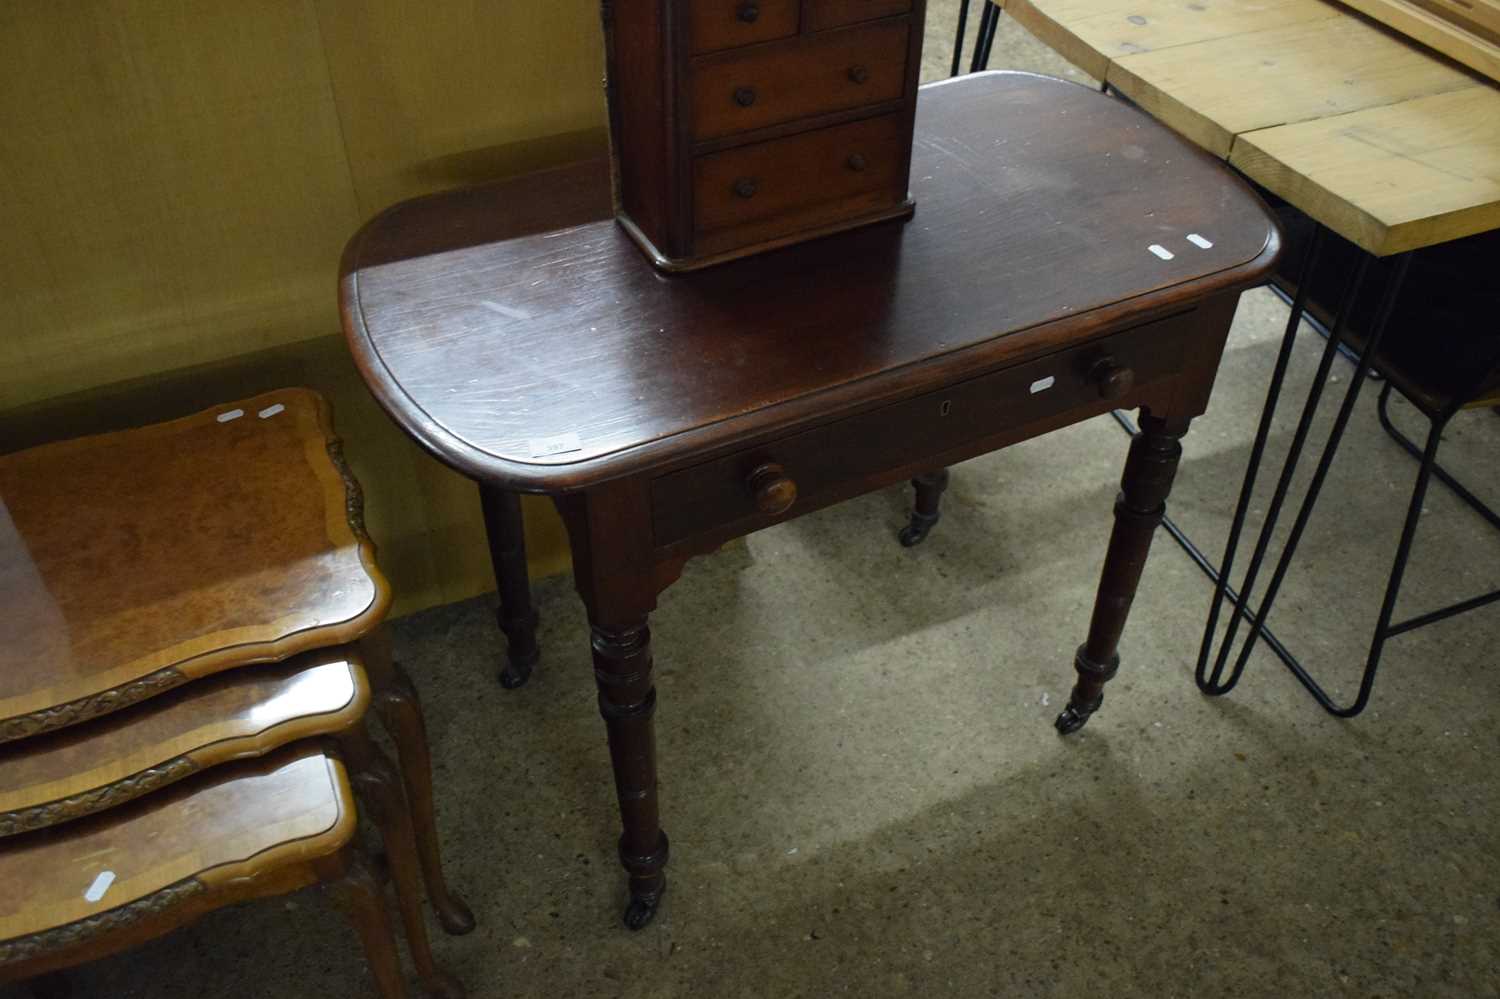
[898,469,949,547]
[623,869,667,931]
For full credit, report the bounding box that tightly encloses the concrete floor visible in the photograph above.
[13,8,1500,999]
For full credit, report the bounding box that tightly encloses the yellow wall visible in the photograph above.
[1,1,607,615]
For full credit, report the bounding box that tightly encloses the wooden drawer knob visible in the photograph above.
[737,2,760,22]
[1089,357,1135,400]
[734,86,757,107]
[847,153,868,171]
[848,65,870,85]
[733,177,758,199]
[748,462,797,515]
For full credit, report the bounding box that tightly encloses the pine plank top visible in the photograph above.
[1000,0,1500,255]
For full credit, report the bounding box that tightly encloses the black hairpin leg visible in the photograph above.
[951,0,972,77]
[970,2,1001,73]
[1195,224,1337,694]
[1197,249,1416,716]
[1106,225,1362,690]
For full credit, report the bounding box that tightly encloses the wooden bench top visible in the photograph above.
[1000,0,1500,255]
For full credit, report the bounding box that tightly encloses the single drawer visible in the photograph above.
[689,0,799,54]
[650,310,1197,546]
[692,112,906,255]
[806,0,913,31]
[690,19,910,141]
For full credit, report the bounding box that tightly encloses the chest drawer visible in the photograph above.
[650,310,1198,547]
[690,19,910,141]
[693,112,907,255]
[689,0,800,54]
[806,0,914,31]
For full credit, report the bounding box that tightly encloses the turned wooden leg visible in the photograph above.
[322,847,410,999]
[591,618,669,930]
[341,724,466,999]
[899,468,951,547]
[1057,411,1187,734]
[360,631,475,936]
[479,483,540,689]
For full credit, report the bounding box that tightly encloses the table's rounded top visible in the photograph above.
[342,71,1280,491]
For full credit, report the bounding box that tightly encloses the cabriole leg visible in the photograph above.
[360,631,475,936]
[322,847,410,999]
[341,724,465,999]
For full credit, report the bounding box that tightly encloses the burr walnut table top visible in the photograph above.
[0,649,369,838]
[0,745,355,956]
[0,389,389,744]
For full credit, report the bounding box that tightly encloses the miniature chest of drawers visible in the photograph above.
[602,0,927,271]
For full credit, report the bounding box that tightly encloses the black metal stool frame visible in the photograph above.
[948,1,1499,717]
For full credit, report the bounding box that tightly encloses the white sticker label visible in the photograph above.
[529,432,583,458]
[216,409,244,423]
[1186,233,1214,249]
[258,403,286,419]
[84,870,116,903]
[1147,244,1174,260]
[1030,376,1056,394]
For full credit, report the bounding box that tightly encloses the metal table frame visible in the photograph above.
[947,1,1500,717]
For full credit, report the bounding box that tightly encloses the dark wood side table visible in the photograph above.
[340,71,1280,929]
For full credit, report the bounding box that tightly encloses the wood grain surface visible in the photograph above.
[0,746,354,945]
[341,71,1278,491]
[0,389,389,740]
[1229,86,1500,255]
[1338,0,1500,83]
[1103,11,1475,158]
[0,652,367,836]
[1001,0,1500,255]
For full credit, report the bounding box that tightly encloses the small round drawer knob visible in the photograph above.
[847,153,868,172]
[748,462,797,516]
[734,86,757,107]
[848,65,870,84]
[1089,357,1135,400]
[737,2,760,23]
[733,177,758,199]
